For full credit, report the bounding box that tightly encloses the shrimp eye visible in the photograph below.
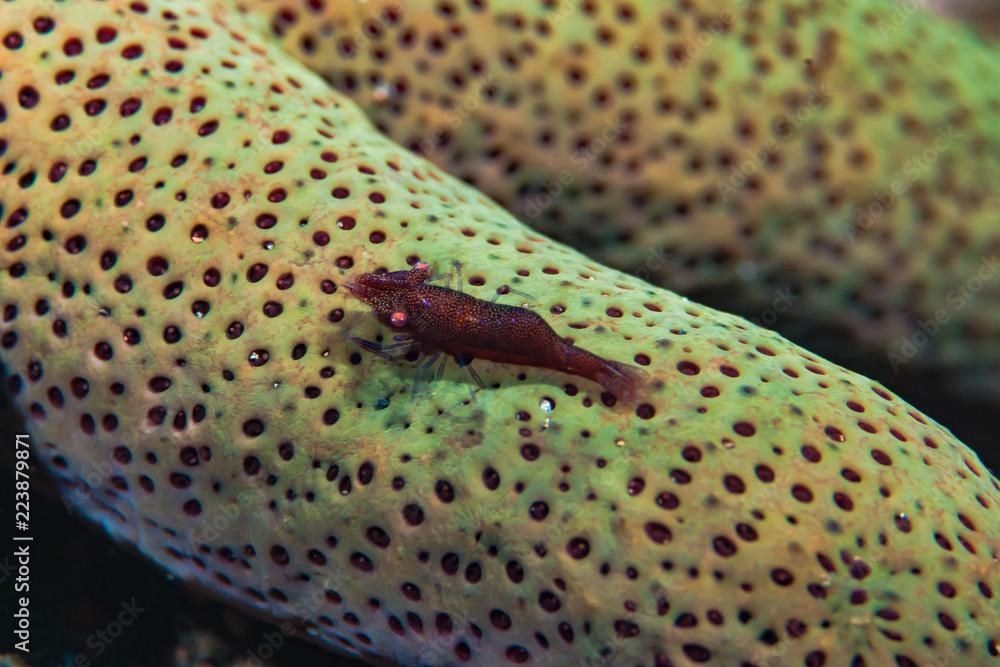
[414,261,430,271]
[390,310,409,328]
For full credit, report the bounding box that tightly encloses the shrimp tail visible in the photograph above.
[594,358,647,403]
[564,346,647,402]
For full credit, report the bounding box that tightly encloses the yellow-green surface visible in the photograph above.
[238,0,1000,401]
[0,1,997,666]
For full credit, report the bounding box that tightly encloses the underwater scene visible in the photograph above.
[1,1,998,665]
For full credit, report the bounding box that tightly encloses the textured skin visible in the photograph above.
[235,0,1000,402]
[1,2,999,667]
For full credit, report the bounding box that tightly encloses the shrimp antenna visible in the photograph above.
[450,259,465,294]
[421,261,455,290]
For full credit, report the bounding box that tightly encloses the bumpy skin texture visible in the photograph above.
[1,2,999,667]
[236,0,1000,402]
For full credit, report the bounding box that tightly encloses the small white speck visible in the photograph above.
[372,84,394,104]
[615,437,626,448]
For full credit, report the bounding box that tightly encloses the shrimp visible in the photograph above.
[345,262,646,401]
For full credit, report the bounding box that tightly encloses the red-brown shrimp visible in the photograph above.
[345,263,646,401]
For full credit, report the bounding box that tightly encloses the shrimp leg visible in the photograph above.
[454,353,484,403]
[455,353,485,389]
[451,260,464,293]
[351,336,416,362]
[410,352,443,400]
